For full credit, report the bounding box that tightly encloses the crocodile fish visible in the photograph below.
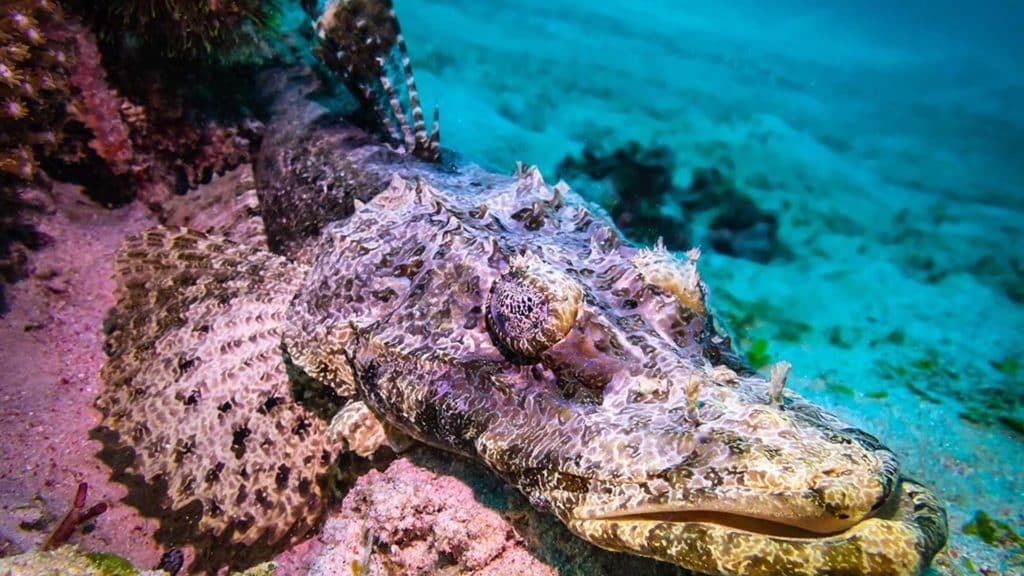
[94,0,947,573]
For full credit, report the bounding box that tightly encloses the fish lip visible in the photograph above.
[574,501,853,537]
[566,477,948,576]
[572,490,861,536]
[572,463,898,536]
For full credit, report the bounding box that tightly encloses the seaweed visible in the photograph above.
[713,291,810,348]
[904,381,942,404]
[744,338,771,371]
[990,356,1021,378]
[682,167,783,263]
[84,552,138,576]
[555,145,786,262]
[877,350,1023,438]
[879,329,906,346]
[774,318,811,343]
[556,142,690,250]
[827,326,855,349]
[825,381,855,397]
[996,416,1024,436]
[962,511,1024,549]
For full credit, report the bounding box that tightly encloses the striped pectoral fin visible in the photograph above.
[397,33,441,162]
[365,39,440,162]
[313,0,440,162]
[96,227,332,570]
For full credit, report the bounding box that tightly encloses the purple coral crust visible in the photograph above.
[313,458,556,575]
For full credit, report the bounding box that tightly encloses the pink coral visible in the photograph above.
[64,21,138,176]
[311,457,556,576]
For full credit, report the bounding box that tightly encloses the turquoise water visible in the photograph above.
[398,0,1023,571]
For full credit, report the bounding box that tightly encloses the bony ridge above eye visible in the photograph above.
[486,252,582,360]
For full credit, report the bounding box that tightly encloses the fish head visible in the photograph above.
[286,170,947,575]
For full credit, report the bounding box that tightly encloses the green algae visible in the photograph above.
[0,545,274,575]
[825,382,855,397]
[959,407,988,426]
[996,415,1024,436]
[877,348,1024,438]
[774,318,812,343]
[990,356,1021,377]
[962,511,1024,549]
[232,562,277,575]
[744,338,772,370]
[84,552,138,576]
[905,381,942,404]
[881,329,906,346]
[714,292,810,348]
[0,546,140,575]
[864,390,889,400]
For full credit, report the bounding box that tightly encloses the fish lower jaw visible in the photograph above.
[566,478,946,576]
[572,487,875,536]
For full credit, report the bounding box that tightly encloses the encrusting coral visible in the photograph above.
[0,0,146,197]
[0,0,75,182]
[1,0,272,303]
[69,0,279,62]
[0,544,277,575]
[64,18,139,178]
[310,458,557,575]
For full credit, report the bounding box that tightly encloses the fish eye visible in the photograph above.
[486,254,582,360]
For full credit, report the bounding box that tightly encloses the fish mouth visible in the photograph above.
[567,478,947,576]
[580,508,851,539]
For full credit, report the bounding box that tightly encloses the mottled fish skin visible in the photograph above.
[266,102,947,574]
[95,3,948,572]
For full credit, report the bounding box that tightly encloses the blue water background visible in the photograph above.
[396,0,1024,571]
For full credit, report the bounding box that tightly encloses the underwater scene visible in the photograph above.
[0,0,1021,574]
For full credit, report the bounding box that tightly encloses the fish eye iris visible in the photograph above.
[487,262,581,360]
[490,272,549,345]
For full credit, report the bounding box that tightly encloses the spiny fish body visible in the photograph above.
[94,1,947,574]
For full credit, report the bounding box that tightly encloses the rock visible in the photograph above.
[556,142,691,250]
[683,166,783,263]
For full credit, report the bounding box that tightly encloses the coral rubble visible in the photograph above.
[310,453,692,576]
